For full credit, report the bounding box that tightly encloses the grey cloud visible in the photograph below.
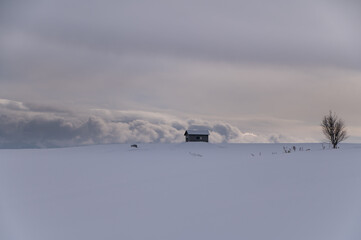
[0,99,28,111]
[1,0,360,69]
[0,99,282,148]
[268,135,290,144]
[23,102,74,114]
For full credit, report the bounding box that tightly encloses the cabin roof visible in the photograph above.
[184,129,209,136]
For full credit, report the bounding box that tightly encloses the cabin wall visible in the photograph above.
[186,135,208,142]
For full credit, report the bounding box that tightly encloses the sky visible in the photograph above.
[1,0,361,147]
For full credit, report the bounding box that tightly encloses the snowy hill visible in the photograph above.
[1,143,361,240]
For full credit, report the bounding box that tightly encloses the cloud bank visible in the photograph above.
[0,99,276,148]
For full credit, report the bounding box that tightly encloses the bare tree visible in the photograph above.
[321,111,348,149]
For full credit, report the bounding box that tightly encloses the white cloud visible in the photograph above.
[0,99,280,148]
[0,99,28,111]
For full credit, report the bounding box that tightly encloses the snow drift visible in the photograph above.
[1,143,361,240]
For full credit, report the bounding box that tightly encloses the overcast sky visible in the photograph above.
[1,0,361,147]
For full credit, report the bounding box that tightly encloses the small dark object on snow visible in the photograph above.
[131,144,138,148]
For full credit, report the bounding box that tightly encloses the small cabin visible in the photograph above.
[184,130,209,142]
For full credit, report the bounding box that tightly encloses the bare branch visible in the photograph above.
[321,111,348,149]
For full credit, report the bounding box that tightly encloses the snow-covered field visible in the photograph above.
[1,143,361,240]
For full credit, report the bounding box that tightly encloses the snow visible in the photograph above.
[185,129,210,135]
[1,143,361,240]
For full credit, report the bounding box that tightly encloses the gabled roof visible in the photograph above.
[184,129,209,136]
